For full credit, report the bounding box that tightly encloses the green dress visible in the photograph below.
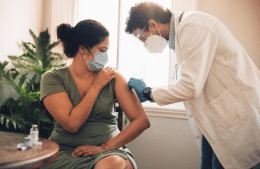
[40,67,134,169]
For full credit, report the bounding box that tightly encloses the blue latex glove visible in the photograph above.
[128,78,147,102]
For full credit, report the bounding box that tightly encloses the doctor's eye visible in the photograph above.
[139,34,147,41]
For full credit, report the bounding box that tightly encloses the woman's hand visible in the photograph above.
[93,66,115,90]
[71,145,104,158]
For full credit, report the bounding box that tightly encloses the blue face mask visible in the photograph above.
[84,48,108,71]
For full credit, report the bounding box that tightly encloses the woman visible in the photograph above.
[40,19,150,169]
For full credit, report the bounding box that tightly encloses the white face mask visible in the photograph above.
[144,27,168,53]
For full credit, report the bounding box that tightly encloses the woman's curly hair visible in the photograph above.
[125,2,172,34]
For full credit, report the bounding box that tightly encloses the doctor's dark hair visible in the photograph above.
[57,19,109,58]
[125,2,172,34]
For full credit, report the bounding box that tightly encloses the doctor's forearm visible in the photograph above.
[152,80,201,105]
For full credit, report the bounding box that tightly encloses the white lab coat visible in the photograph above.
[152,11,260,169]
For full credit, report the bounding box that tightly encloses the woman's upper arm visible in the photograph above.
[114,71,147,122]
[41,71,74,132]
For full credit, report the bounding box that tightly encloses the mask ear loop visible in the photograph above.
[149,26,153,35]
[149,26,153,48]
[88,46,95,54]
[83,46,96,62]
[83,55,88,62]
[157,28,162,36]
[157,28,163,49]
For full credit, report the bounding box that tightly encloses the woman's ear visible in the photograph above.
[78,45,86,55]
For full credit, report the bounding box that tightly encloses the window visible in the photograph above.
[74,0,197,110]
[76,0,172,86]
[76,0,119,68]
[117,0,172,88]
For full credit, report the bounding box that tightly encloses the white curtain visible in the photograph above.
[50,0,77,65]
[172,0,197,11]
[50,0,77,43]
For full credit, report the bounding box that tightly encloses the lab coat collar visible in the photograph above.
[169,11,184,51]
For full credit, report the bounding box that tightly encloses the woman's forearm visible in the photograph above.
[105,117,150,150]
[68,85,102,133]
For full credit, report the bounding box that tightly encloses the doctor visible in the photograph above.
[125,2,260,169]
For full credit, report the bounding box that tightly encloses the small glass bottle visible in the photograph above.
[30,124,38,145]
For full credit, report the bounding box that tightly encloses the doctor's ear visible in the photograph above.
[148,19,159,29]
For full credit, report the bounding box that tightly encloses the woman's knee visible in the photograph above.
[94,155,127,169]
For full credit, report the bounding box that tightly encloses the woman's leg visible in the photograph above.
[93,155,133,169]
[200,135,213,169]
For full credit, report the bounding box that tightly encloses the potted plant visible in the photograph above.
[0,29,65,138]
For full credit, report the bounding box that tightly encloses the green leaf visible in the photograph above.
[19,57,39,66]
[22,41,36,57]
[124,116,129,126]
[29,29,37,39]
[1,75,19,92]
[11,61,27,69]
[20,53,36,61]
[8,55,19,61]
[48,57,55,63]
[22,91,40,104]
[25,74,37,91]
[47,41,59,51]
[18,73,28,88]
[39,116,52,123]
[50,52,62,58]
[0,115,4,125]
[7,97,20,107]
[13,122,16,129]
[41,126,51,130]
[0,112,27,131]
[25,42,36,49]
[0,61,9,71]
[5,119,9,129]
[12,71,20,80]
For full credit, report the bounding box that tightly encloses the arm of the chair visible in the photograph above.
[114,100,123,131]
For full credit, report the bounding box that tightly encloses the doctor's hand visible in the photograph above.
[128,78,147,103]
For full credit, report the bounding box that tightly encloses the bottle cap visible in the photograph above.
[32,124,38,128]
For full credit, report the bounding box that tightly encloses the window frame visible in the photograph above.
[115,0,186,112]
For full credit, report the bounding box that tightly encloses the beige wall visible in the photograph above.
[197,0,260,70]
[127,115,201,169]
[0,0,44,67]
[0,0,52,105]
[42,0,52,32]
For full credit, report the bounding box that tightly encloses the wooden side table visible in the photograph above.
[0,131,59,169]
